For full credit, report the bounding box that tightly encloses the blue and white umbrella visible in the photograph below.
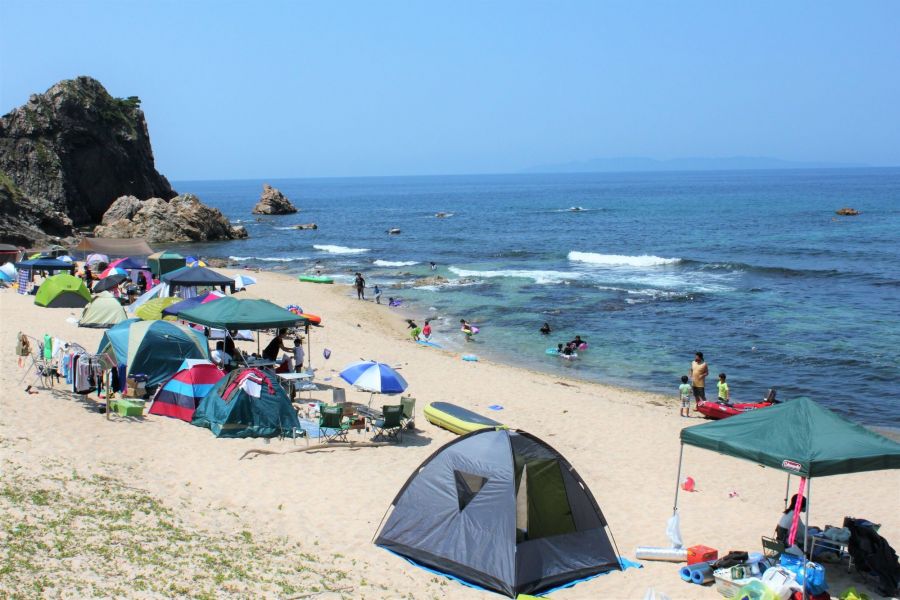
[233,274,257,290]
[339,360,408,394]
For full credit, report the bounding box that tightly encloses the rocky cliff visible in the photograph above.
[0,171,73,246]
[252,184,298,214]
[0,76,176,242]
[94,194,248,243]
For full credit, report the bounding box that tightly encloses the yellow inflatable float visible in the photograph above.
[423,401,505,435]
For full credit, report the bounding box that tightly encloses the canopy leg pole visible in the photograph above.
[307,323,312,372]
[784,473,791,510]
[803,479,811,600]
[673,442,684,514]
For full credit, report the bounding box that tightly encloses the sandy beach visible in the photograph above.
[1,268,898,599]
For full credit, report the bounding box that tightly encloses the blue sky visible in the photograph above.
[2,1,899,179]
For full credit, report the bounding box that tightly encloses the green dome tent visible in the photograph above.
[98,319,209,387]
[192,367,301,438]
[78,291,129,328]
[34,273,91,308]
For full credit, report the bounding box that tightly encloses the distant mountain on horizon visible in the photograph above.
[522,156,868,174]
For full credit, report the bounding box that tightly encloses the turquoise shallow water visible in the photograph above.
[176,169,900,427]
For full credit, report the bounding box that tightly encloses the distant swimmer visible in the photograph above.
[540,322,552,335]
[430,261,436,271]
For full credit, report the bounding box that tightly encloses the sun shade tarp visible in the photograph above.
[74,238,154,256]
[161,266,235,292]
[178,297,306,330]
[15,257,76,272]
[680,397,900,478]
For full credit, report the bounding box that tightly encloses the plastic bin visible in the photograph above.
[714,569,753,598]
[115,399,145,417]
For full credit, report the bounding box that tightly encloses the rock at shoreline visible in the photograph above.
[94,194,248,243]
[0,76,175,243]
[252,184,297,215]
[835,207,860,216]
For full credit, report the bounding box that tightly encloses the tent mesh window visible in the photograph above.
[454,470,487,511]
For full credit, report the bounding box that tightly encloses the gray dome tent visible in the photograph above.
[375,428,623,597]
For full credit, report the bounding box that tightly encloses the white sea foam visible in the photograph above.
[228,255,303,262]
[568,251,681,267]
[374,260,420,267]
[313,244,369,255]
[449,267,580,285]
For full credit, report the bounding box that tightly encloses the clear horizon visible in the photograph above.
[3,1,899,180]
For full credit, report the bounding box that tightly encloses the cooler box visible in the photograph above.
[688,544,719,565]
[115,399,145,417]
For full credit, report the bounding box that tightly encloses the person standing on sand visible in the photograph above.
[354,272,366,300]
[82,266,93,292]
[422,319,432,339]
[373,284,382,304]
[689,351,709,405]
[679,375,692,417]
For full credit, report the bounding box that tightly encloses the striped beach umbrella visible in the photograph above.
[339,360,408,394]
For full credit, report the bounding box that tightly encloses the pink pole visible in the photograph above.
[787,476,807,547]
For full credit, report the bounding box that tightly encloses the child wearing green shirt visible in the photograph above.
[717,373,730,404]
[678,375,692,417]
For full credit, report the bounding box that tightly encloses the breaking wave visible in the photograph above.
[568,252,681,267]
[313,245,369,255]
[229,255,303,263]
[448,267,581,285]
[374,260,420,267]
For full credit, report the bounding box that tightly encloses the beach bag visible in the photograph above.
[16,332,31,357]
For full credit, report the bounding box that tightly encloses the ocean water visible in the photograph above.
[176,169,900,428]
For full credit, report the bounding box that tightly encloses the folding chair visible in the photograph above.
[318,405,350,442]
[762,536,785,562]
[372,405,403,442]
[400,396,416,429]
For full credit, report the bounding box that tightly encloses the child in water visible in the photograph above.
[679,375,692,417]
[717,373,730,404]
[422,319,432,339]
[460,319,473,342]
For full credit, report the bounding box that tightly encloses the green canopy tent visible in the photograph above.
[178,297,306,330]
[179,297,311,367]
[673,398,900,593]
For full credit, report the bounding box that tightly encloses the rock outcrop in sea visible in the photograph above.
[94,194,248,243]
[835,207,860,216]
[0,77,176,243]
[252,184,298,215]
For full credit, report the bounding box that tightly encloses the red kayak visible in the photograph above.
[696,399,776,420]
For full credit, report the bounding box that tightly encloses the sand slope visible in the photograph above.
[1,269,897,599]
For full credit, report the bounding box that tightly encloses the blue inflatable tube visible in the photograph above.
[679,561,714,584]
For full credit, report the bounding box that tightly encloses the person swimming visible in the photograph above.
[540,322,551,335]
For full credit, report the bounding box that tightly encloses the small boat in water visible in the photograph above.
[387,228,401,235]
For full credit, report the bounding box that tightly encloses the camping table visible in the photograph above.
[276,371,315,399]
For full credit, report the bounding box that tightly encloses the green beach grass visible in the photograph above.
[0,437,394,599]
